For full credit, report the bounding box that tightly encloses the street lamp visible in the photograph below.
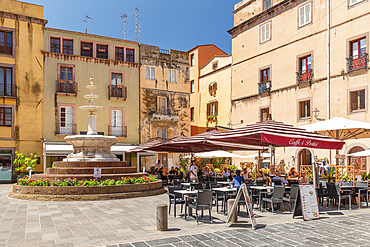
[313,108,325,121]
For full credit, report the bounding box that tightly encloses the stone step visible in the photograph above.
[45,167,137,175]
[52,161,130,168]
[31,172,148,181]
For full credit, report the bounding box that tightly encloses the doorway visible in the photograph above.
[298,149,312,172]
[0,150,13,181]
[348,146,366,176]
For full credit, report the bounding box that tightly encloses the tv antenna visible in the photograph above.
[120,14,129,40]
[81,15,93,33]
[129,8,144,42]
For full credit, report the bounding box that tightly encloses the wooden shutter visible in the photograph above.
[167,70,171,82]
[299,6,305,26]
[351,91,358,111]
[305,4,311,24]
[359,90,365,110]
[215,101,218,115]
[214,82,217,90]
[266,23,270,41]
[261,25,265,42]
[207,103,210,117]
[146,67,150,79]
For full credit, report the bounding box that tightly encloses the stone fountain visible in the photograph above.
[64,77,119,161]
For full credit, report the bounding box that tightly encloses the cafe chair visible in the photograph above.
[191,183,203,190]
[355,181,369,209]
[272,179,282,185]
[210,183,225,213]
[262,185,285,213]
[327,183,351,210]
[185,190,213,224]
[167,186,185,217]
[256,180,265,186]
[317,182,328,207]
[283,184,298,212]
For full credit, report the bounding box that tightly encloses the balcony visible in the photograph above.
[55,123,77,135]
[0,43,12,55]
[258,80,271,94]
[56,80,77,95]
[149,107,179,122]
[347,53,368,72]
[108,85,127,100]
[296,69,313,84]
[108,125,127,137]
[0,83,16,97]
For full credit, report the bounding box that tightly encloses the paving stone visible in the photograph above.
[132,242,150,247]
[145,237,182,246]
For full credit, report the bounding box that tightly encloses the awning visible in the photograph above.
[45,143,138,156]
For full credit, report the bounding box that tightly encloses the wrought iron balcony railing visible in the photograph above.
[55,123,77,135]
[0,42,12,55]
[56,80,77,94]
[347,53,368,72]
[296,69,313,84]
[258,80,271,94]
[0,83,16,97]
[108,125,127,137]
[108,85,127,100]
[149,107,179,116]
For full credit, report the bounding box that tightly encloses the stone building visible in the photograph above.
[42,28,140,168]
[229,0,370,173]
[139,44,190,171]
[0,0,47,181]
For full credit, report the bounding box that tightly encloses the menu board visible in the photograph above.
[294,185,320,221]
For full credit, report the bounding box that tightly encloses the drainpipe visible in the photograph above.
[327,0,331,164]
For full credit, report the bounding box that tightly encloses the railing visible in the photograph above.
[55,123,77,135]
[56,80,77,94]
[0,83,16,97]
[159,49,169,54]
[108,85,127,100]
[296,69,313,84]
[258,80,271,93]
[108,125,127,137]
[149,107,179,116]
[0,42,12,55]
[347,53,368,72]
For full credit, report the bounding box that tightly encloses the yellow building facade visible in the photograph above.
[0,0,47,181]
[229,0,370,173]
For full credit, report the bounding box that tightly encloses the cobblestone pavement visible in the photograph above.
[1,184,370,247]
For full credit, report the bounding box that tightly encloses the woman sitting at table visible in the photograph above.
[300,171,308,184]
[253,171,265,185]
[209,167,216,177]
[288,167,299,178]
[233,170,245,188]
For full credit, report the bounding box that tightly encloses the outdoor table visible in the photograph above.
[217,181,233,185]
[181,182,191,187]
[174,190,198,220]
[212,187,237,215]
[250,186,274,211]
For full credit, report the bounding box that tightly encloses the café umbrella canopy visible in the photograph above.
[183,150,248,159]
[348,149,370,157]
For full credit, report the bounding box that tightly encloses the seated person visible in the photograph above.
[253,171,265,185]
[222,168,230,178]
[174,167,181,178]
[300,171,308,184]
[272,171,288,185]
[228,170,234,181]
[233,170,245,187]
[203,167,209,176]
[209,167,216,177]
[243,168,249,181]
[288,167,299,178]
[158,167,167,180]
[169,167,176,175]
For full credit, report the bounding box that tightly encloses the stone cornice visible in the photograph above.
[0,11,48,26]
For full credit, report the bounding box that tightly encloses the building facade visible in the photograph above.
[139,44,190,171]
[229,0,370,173]
[189,45,228,135]
[43,28,140,168]
[0,0,47,181]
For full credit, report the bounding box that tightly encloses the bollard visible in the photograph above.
[227,199,238,224]
[157,204,168,231]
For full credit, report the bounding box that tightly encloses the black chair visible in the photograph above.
[327,183,351,210]
[167,186,185,217]
[355,181,369,209]
[283,185,298,212]
[262,186,285,213]
[256,180,265,186]
[205,181,216,190]
[185,190,213,224]
[191,183,203,190]
[173,179,184,186]
[317,182,328,207]
[210,183,225,213]
[272,179,282,186]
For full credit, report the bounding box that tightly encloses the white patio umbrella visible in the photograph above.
[244,152,280,159]
[183,150,247,159]
[348,149,370,157]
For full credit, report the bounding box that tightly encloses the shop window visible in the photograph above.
[126,48,135,62]
[0,30,13,55]
[0,107,12,126]
[299,3,311,27]
[50,37,60,53]
[96,44,108,59]
[299,100,311,119]
[146,66,156,80]
[63,39,73,55]
[168,70,177,83]
[260,23,271,43]
[81,42,93,57]
[350,89,365,112]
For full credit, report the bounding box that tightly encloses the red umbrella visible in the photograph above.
[129,139,163,153]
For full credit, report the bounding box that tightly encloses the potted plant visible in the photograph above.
[14,151,38,181]
[325,167,336,183]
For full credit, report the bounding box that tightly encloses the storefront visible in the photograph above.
[0,149,13,182]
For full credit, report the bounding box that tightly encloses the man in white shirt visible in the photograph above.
[155,160,163,170]
[189,160,198,182]
[222,168,230,178]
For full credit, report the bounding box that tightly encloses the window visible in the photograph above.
[157,96,167,114]
[190,108,194,122]
[191,80,195,93]
[63,39,73,55]
[300,55,312,72]
[157,128,168,139]
[60,67,73,81]
[259,68,271,93]
[209,82,217,96]
[115,47,124,61]
[81,42,93,57]
[96,44,108,59]
[260,108,270,122]
[263,0,271,10]
[299,3,311,27]
[167,70,177,83]
[207,101,218,117]
[260,23,270,43]
[126,48,135,62]
[50,37,60,53]
[0,30,13,55]
[190,54,194,66]
[348,37,367,71]
[59,106,73,135]
[350,0,366,6]
[111,73,123,86]
[261,68,270,82]
[350,90,365,112]
[351,38,366,57]
[111,110,123,136]
[0,107,12,126]
[297,55,312,83]
[299,100,311,119]
[146,66,156,80]
[0,67,13,96]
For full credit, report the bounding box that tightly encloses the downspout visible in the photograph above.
[138,43,141,172]
[327,0,331,164]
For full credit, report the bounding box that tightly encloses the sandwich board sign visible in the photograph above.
[293,184,320,221]
[94,168,101,178]
[226,184,257,229]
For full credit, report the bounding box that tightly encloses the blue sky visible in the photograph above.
[27,0,240,54]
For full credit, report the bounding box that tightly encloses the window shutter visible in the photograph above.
[360,90,365,109]
[307,101,311,117]
[351,91,358,111]
[305,4,311,24]
[207,103,210,117]
[167,70,171,82]
[215,82,217,90]
[174,70,177,83]
[261,25,266,42]
[146,67,150,79]
[266,23,270,41]
[150,67,155,80]
[299,6,304,26]
[215,101,218,115]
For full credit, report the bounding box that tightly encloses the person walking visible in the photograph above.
[189,160,198,182]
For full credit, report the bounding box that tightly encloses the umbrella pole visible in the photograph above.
[270,145,276,175]
[258,150,262,171]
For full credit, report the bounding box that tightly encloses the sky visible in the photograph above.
[26,0,241,54]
